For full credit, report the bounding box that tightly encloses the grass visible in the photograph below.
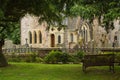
[0,62,120,80]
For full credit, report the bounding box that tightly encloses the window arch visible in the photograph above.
[70,33,74,42]
[34,31,37,43]
[79,23,91,46]
[58,35,61,43]
[29,31,32,44]
[39,31,42,43]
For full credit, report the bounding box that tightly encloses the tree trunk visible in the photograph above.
[0,39,8,67]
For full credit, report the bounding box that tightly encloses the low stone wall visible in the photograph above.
[3,47,120,57]
[2,48,62,57]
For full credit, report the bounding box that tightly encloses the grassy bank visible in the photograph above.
[0,62,120,80]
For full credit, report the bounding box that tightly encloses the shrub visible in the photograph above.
[44,51,81,64]
[25,52,38,62]
[114,52,120,63]
[7,57,21,62]
[6,53,21,62]
[35,57,44,63]
[60,53,70,64]
[44,50,63,64]
[30,52,38,62]
[76,50,85,60]
[6,52,41,63]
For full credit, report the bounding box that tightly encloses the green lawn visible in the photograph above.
[0,63,120,80]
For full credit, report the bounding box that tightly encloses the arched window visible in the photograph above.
[58,35,61,43]
[29,31,32,44]
[70,33,73,42]
[34,31,37,43]
[39,31,42,43]
[80,24,90,44]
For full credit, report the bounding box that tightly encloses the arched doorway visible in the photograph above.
[51,34,55,47]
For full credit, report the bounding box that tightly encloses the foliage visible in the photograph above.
[6,52,43,63]
[6,51,84,64]
[0,0,73,66]
[44,50,82,64]
[0,0,75,27]
[70,0,120,32]
[1,0,119,66]
[76,50,85,60]
[60,52,70,64]
[7,23,20,44]
[35,57,44,63]
[44,50,63,64]
[115,53,120,64]
[28,52,38,62]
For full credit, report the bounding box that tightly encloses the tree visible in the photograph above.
[7,23,20,44]
[1,0,118,66]
[70,0,120,32]
[0,0,76,66]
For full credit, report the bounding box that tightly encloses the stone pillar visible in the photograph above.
[37,31,39,44]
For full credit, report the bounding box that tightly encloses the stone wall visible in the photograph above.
[20,14,120,48]
[20,14,79,48]
[93,18,120,47]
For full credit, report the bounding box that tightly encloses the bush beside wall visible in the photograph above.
[5,50,85,64]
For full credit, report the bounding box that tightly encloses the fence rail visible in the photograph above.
[2,48,61,54]
[3,48,35,54]
[2,47,120,54]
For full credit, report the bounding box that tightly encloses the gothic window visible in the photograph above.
[29,31,32,44]
[34,31,37,43]
[70,33,74,42]
[81,26,89,43]
[39,31,42,43]
[58,35,61,43]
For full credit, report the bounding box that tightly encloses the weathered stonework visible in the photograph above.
[20,14,120,48]
[93,18,120,47]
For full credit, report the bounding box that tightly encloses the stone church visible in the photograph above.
[20,14,120,49]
